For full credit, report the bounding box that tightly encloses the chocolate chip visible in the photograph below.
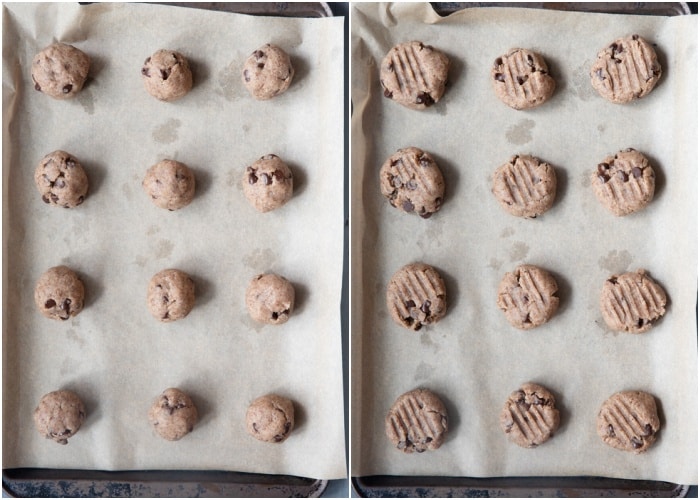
[42,195,50,204]
[643,423,653,436]
[144,57,151,65]
[160,69,170,81]
[420,300,431,315]
[608,277,618,285]
[415,92,434,106]
[61,298,71,314]
[62,84,72,94]
[607,424,616,436]
[260,173,270,185]
[252,422,258,433]
[595,68,605,80]
[419,155,431,167]
[162,295,169,304]
[45,299,56,308]
[494,73,505,82]
[77,196,85,205]
[405,300,416,308]
[50,193,59,203]
[383,88,393,98]
[273,170,286,182]
[284,421,291,433]
[494,57,502,69]
[617,171,628,182]
[257,63,264,69]
[55,179,65,189]
[526,54,534,67]
[397,440,407,449]
[32,76,41,91]
[387,62,394,72]
[406,180,417,190]
[271,312,279,320]
[632,34,639,41]
[516,75,528,85]
[419,211,433,220]
[402,200,414,212]
[141,67,150,77]
[273,435,284,442]
[631,437,643,449]
[254,50,264,59]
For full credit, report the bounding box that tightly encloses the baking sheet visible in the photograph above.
[2,2,345,480]
[351,2,697,484]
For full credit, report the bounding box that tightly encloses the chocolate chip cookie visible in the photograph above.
[34,150,88,208]
[590,35,662,104]
[385,388,448,453]
[142,159,196,211]
[379,147,445,218]
[141,49,193,102]
[31,43,90,99]
[386,263,447,331]
[34,390,86,445]
[380,41,450,110]
[497,264,559,330]
[592,148,655,216]
[492,154,557,218]
[246,394,295,443]
[600,269,666,333]
[242,154,293,213]
[491,48,556,109]
[148,388,198,441]
[500,383,560,448]
[242,44,295,100]
[597,390,660,453]
[147,269,195,322]
[34,266,85,321]
[245,273,295,325]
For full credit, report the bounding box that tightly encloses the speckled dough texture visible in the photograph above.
[34,266,85,320]
[34,150,88,208]
[500,383,560,448]
[242,44,295,100]
[497,264,559,329]
[245,273,295,325]
[492,154,557,218]
[491,48,556,109]
[148,388,198,441]
[147,269,195,322]
[31,42,90,99]
[599,269,666,333]
[246,394,295,443]
[141,49,193,102]
[142,159,196,211]
[592,148,655,216]
[33,390,86,445]
[385,388,448,453]
[597,390,660,453]
[386,262,446,331]
[242,154,293,212]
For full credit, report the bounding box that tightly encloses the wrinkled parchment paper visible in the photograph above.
[2,2,345,479]
[351,3,697,484]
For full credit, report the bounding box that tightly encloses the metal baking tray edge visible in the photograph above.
[1,2,342,498]
[351,2,696,498]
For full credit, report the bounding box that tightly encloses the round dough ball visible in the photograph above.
[34,150,89,208]
[245,273,295,325]
[141,50,193,102]
[34,266,85,321]
[142,159,196,211]
[147,269,195,322]
[31,43,90,99]
[148,388,198,441]
[246,394,295,443]
[242,154,293,213]
[242,44,295,100]
[33,390,86,445]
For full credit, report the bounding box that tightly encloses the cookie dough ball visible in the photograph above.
[497,264,559,330]
[592,148,655,216]
[33,390,86,445]
[242,154,293,212]
[591,35,662,104]
[380,41,450,110]
[245,273,295,325]
[385,388,448,453]
[597,390,660,453]
[492,154,557,218]
[500,383,560,448]
[246,394,295,443]
[142,159,196,211]
[31,43,90,99]
[386,263,447,331]
[492,48,556,110]
[148,388,198,441]
[34,150,89,208]
[600,269,666,333]
[147,269,195,322]
[34,266,85,321]
[242,44,295,100]
[141,49,193,102]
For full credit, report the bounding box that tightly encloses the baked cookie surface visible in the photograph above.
[142,159,196,211]
[33,390,86,445]
[34,150,88,208]
[242,44,294,100]
[147,269,195,322]
[141,49,193,101]
[32,43,90,99]
[246,394,295,443]
[148,388,198,441]
[245,273,295,325]
[500,382,560,448]
[386,263,446,331]
[492,154,556,218]
[34,266,85,320]
[497,264,559,329]
[599,269,666,333]
[491,48,555,109]
[592,148,655,216]
[597,390,660,453]
[242,154,293,212]
[385,388,448,453]
[380,41,450,110]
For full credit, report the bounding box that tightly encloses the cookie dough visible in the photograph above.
[33,390,86,445]
[591,35,662,104]
[491,48,556,110]
[34,266,85,321]
[380,41,450,110]
[31,43,90,99]
[597,390,660,453]
[141,49,193,102]
[242,44,295,100]
[385,388,448,453]
[379,147,445,219]
[34,150,89,208]
[492,154,557,218]
[245,273,295,325]
[600,269,666,333]
[592,148,655,216]
[246,394,295,443]
[500,383,560,448]
[497,264,559,330]
[148,388,198,441]
[142,159,196,211]
[386,263,447,331]
[147,269,195,322]
[242,154,293,212]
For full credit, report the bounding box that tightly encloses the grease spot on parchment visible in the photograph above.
[572,61,596,101]
[414,362,435,381]
[77,88,94,115]
[580,170,592,188]
[506,119,534,145]
[509,241,530,262]
[154,239,174,259]
[488,257,503,270]
[501,227,515,238]
[152,118,181,144]
[243,248,277,270]
[420,332,437,351]
[146,225,161,236]
[598,249,632,273]
[597,123,606,133]
[217,62,244,102]
[226,168,238,187]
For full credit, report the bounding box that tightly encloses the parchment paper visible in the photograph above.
[2,2,346,479]
[351,3,697,484]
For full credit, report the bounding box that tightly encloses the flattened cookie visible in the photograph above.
[246,394,295,443]
[245,273,295,325]
[386,263,446,331]
[34,390,86,445]
[592,148,655,216]
[492,154,557,218]
[32,43,90,99]
[148,388,198,441]
[34,150,88,208]
[142,159,196,211]
[141,49,193,102]
[242,154,293,212]
[600,269,666,333]
[147,269,195,322]
[242,44,295,100]
[497,264,559,330]
[492,48,555,109]
[379,147,445,218]
[591,35,662,104]
[385,388,448,453]
[34,266,85,320]
[380,41,450,110]
[500,383,560,448]
[597,390,660,453]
